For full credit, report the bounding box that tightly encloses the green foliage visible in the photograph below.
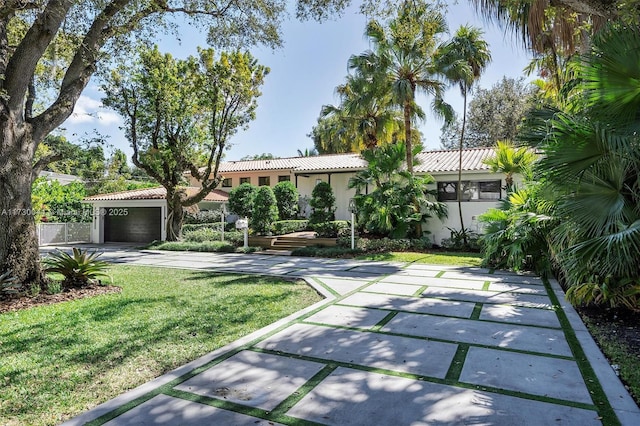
[518,25,640,308]
[271,220,309,235]
[483,140,537,189]
[42,248,111,288]
[440,77,536,148]
[349,144,447,238]
[479,185,554,275]
[182,223,225,232]
[31,178,91,223]
[441,228,481,251]
[0,270,20,296]
[184,210,224,224]
[291,246,364,258]
[341,237,431,252]
[240,153,279,160]
[228,183,257,218]
[154,241,237,253]
[251,186,279,235]
[273,181,299,220]
[309,182,336,223]
[182,228,244,245]
[310,220,350,238]
[36,135,106,182]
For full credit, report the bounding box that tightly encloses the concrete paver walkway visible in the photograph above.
[48,245,640,425]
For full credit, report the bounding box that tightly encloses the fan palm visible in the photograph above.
[526,24,640,308]
[483,140,537,191]
[350,2,453,172]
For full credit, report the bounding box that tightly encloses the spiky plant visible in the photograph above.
[0,269,21,296]
[43,248,111,288]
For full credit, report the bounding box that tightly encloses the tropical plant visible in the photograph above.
[350,1,453,172]
[519,24,640,308]
[440,25,491,247]
[296,148,318,157]
[228,183,257,219]
[309,182,336,224]
[273,181,299,220]
[0,270,20,296]
[251,186,279,235]
[349,143,447,239]
[479,185,555,275]
[42,248,111,288]
[483,140,537,191]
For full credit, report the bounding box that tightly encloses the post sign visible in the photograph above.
[348,198,357,213]
[235,218,248,229]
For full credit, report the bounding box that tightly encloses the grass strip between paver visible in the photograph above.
[445,344,469,381]
[543,278,621,426]
[435,270,445,278]
[470,303,483,320]
[370,311,399,332]
[482,281,491,291]
[310,277,340,297]
[412,285,429,297]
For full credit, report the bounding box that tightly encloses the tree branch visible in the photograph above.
[31,152,63,181]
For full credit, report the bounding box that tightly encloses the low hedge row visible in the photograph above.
[337,236,433,252]
[153,240,260,253]
[271,220,309,235]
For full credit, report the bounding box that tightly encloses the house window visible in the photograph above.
[278,175,290,182]
[258,176,270,186]
[437,180,501,202]
[240,177,251,184]
[222,178,232,187]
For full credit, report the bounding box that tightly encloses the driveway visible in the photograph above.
[48,247,640,425]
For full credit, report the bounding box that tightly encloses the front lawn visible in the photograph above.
[0,265,322,426]
[356,251,483,266]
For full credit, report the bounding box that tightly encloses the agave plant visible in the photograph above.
[0,269,21,296]
[43,248,111,288]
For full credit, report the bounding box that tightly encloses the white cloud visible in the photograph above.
[66,95,121,126]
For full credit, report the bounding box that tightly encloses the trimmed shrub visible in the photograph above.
[336,237,433,252]
[273,181,299,220]
[252,186,279,235]
[183,228,244,245]
[228,183,257,218]
[184,210,222,224]
[291,246,363,258]
[310,220,350,238]
[271,220,309,235]
[154,241,236,252]
[182,223,224,233]
[309,182,336,224]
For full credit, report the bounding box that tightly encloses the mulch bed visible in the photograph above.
[0,285,122,314]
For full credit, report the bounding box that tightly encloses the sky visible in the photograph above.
[61,1,534,162]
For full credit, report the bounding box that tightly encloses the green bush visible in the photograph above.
[184,210,223,224]
[336,237,432,252]
[182,223,223,232]
[291,246,363,258]
[271,220,309,235]
[183,228,244,245]
[273,181,299,220]
[228,183,257,218]
[309,182,336,224]
[154,241,236,252]
[42,248,111,288]
[252,186,279,235]
[310,220,350,238]
[441,228,481,251]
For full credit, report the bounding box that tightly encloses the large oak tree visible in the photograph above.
[0,0,352,288]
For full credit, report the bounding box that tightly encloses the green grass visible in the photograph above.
[0,265,321,426]
[355,251,483,266]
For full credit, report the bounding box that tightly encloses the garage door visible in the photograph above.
[104,207,162,243]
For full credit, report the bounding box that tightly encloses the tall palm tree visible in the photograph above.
[350,2,453,172]
[441,25,491,246]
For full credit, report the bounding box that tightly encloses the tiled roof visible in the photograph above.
[85,187,229,202]
[415,148,495,173]
[216,153,367,173]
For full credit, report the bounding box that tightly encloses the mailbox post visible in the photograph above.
[220,204,227,242]
[348,198,356,250]
[235,217,249,248]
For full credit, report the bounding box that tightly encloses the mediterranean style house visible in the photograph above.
[84,148,510,244]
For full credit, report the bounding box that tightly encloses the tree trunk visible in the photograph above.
[403,102,413,173]
[457,91,468,247]
[0,118,47,289]
[165,191,185,241]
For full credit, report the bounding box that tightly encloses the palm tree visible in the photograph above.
[441,25,491,246]
[483,140,536,191]
[320,73,402,151]
[350,2,453,172]
[523,24,640,308]
[296,147,318,157]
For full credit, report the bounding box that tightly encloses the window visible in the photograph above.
[258,176,270,186]
[278,175,290,182]
[240,177,251,184]
[437,180,501,202]
[222,178,232,188]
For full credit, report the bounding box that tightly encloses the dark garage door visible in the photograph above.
[104,207,162,243]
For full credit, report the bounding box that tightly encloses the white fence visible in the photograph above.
[37,222,91,245]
